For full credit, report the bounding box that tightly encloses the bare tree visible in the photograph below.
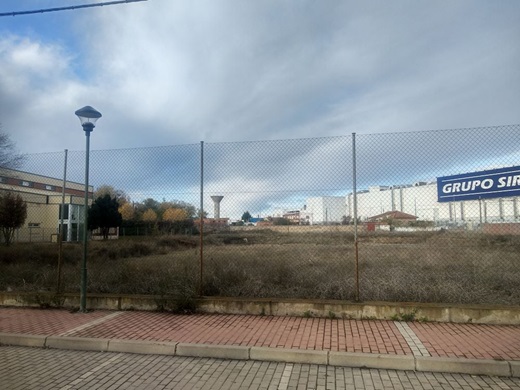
[0,129,25,170]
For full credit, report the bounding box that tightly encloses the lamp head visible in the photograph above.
[75,106,102,131]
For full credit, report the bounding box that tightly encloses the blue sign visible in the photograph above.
[437,165,520,202]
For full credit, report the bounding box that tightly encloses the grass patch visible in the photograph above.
[0,230,518,306]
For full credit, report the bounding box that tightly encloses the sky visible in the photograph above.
[1,1,519,218]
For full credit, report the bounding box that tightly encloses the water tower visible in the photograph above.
[210,196,224,219]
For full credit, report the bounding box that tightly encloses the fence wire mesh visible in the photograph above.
[0,125,519,305]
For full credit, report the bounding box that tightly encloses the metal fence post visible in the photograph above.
[199,141,204,296]
[352,133,360,301]
[57,149,68,294]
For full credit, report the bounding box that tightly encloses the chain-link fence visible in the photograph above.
[1,125,519,305]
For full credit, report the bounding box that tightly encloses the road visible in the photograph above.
[1,346,519,390]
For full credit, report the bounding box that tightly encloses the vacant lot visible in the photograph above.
[0,229,518,305]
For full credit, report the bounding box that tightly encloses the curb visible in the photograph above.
[329,351,415,371]
[0,333,518,378]
[108,339,178,355]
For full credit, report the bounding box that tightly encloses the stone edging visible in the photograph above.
[0,333,518,378]
[1,293,519,325]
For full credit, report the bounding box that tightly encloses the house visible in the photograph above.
[282,210,301,224]
[368,210,418,223]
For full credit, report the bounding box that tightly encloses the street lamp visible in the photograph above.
[75,105,101,313]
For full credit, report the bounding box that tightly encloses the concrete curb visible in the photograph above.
[0,332,47,348]
[250,347,328,365]
[511,361,520,377]
[108,339,178,355]
[176,343,250,360]
[0,334,518,378]
[329,351,415,371]
[415,356,511,377]
[46,335,110,352]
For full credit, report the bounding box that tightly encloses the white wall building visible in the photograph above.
[346,182,520,225]
[305,196,345,225]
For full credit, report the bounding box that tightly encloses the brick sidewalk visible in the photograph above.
[1,307,519,361]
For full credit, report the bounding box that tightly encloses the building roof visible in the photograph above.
[368,211,417,222]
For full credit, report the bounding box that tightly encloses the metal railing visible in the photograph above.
[1,124,519,305]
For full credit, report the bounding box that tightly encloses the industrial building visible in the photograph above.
[299,165,520,230]
[346,181,519,227]
[303,196,345,225]
[0,168,92,243]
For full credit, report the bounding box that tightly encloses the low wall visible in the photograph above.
[230,225,359,233]
[0,292,519,325]
[481,223,520,235]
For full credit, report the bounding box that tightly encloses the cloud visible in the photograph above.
[1,1,519,153]
[0,34,92,153]
[1,1,519,219]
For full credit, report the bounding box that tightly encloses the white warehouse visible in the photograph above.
[346,182,520,225]
[305,196,345,225]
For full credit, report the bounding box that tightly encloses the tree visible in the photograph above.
[88,194,123,239]
[241,211,252,223]
[161,207,190,234]
[118,203,135,221]
[143,198,160,211]
[159,200,197,219]
[142,208,158,235]
[142,208,158,223]
[0,192,27,246]
[162,207,188,223]
[0,130,25,171]
[94,185,129,206]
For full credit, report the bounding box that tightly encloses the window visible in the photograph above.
[0,177,4,183]
[59,204,69,220]
[21,180,32,187]
[45,185,54,191]
[28,223,41,228]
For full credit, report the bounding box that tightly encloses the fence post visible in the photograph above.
[352,133,360,301]
[199,141,204,296]
[57,149,68,295]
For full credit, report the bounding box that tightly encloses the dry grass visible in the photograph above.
[0,230,518,305]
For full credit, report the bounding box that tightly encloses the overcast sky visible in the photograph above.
[1,1,519,218]
[1,0,519,153]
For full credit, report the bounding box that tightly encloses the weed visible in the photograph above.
[1,231,519,306]
[328,310,337,319]
[29,293,65,309]
[391,309,418,322]
[303,310,313,318]
[172,296,198,314]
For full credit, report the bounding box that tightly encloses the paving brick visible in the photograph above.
[1,306,519,379]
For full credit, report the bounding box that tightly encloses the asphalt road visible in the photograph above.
[1,346,519,390]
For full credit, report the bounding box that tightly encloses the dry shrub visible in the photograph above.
[0,230,518,305]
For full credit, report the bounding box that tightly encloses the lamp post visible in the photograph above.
[75,105,102,313]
